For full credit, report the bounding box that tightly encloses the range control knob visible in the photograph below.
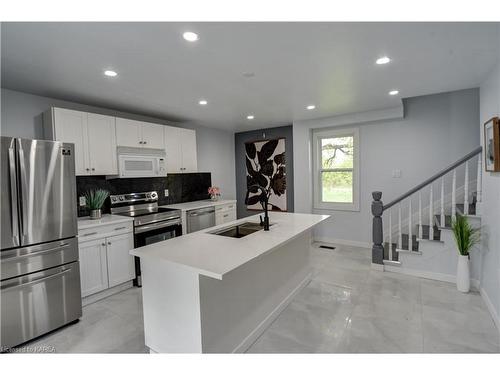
[119,196,124,201]
[111,197,117,202]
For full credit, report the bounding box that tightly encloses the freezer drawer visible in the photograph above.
[0,262,82,350]
[1,237,79,280]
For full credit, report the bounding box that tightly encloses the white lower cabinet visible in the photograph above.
[78,229,135,298]
[78,239,108,297]
[106,233,135,288]
[215,203,237,226]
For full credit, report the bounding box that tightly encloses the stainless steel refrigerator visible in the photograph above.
[1,136,82,350]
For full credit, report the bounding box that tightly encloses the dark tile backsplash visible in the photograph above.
[76,173,211,217]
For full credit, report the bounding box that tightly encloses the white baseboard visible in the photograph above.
[383,265,480,290]
[371,263,384,271]
[232,272,312,353]
[82,281,134,306]
[314,237,371,249]
[480,287,500,334]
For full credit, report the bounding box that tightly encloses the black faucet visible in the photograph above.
[245,184,270,231]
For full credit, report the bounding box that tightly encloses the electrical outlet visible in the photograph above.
[164,189,169,197]
[79,196,86,207]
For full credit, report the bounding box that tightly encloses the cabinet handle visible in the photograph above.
[86,168,90,171]
[83,231,98,237]
[108,242,112,245]
[139,141,143,144]
[143,141,147,144]
[101,243,106,246]
[114,226,127,231]
[91,168,95,171]
[223,214,229,218]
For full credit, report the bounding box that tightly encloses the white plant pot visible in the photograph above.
[456,255,470,293]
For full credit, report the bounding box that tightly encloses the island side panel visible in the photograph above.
[198,230,312,353]
[141,259,203,353]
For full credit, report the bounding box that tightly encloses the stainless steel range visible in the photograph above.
[110,191,182,286]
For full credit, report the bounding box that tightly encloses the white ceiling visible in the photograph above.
[1,22,499,132]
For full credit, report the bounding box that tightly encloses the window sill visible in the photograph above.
[313,202,360,212]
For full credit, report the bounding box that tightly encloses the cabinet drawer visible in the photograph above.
[78,221,133,241]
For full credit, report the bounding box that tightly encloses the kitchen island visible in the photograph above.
[131,212,329,353]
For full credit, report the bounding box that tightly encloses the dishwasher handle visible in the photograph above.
[188,208,215,217]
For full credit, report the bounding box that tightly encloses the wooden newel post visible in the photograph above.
[371,191,384,265]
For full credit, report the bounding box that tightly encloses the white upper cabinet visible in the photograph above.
[48,108,88,175]
[141,122,165,149]
[180,128,198,173]
[115,118,143,147]
[116,118,165,149]
[87,113,118,175]
[164,126,183,173]
[44,108,118,176]
[164,126,197,173]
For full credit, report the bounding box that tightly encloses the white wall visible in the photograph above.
[478,43,500,327]
[0,88,236,199]
[293,89,480,247]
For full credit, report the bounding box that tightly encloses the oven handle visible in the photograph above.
[134,218,181,234]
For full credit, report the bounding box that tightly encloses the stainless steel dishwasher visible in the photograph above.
[186,207,216,233]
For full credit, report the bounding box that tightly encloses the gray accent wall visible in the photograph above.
[0,88,236,200]
[234,125,294,218]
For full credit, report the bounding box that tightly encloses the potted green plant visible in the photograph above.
[85,189,109,220]
[451,214,480,293]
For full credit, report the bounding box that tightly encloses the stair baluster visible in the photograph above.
[408,198,413,251]
[429,184,434,240]
[440,177,445,227]
[452,169,457,219]
[388,208,393,261]
[464,161,469,215]
[398,203,402,250]
[418,191,423,239]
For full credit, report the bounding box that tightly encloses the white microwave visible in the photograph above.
[117,147,167,178]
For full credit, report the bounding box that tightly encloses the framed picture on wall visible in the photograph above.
[484,117,500,172]
[245,137,287,212]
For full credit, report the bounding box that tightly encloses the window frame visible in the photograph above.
[312,127,360,211]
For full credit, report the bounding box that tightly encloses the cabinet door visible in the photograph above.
[78,239,108,297]
[87,113,118,175]
[164,126,183,173]
[141,122,165,149]
[53,108,89,175]
[106,233,135,288]
[180,128,198,173]
[116,118,142,147]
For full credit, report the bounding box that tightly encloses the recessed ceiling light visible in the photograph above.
[198,100,208,105]
[247,115,255,120]
[306,105,316,110]
[104,70,118,77]
[183,31,199,42]
[376,56,391,65]
[243,72,255,78]
[389,90,399,96]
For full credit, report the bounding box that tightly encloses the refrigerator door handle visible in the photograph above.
[8,145,19,246]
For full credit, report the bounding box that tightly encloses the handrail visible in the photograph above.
[383,146,482,211]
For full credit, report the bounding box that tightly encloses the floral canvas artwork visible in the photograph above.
[245,138,287,211]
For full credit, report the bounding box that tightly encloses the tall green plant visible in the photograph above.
[451,215,480,257]
[85,189,109,210]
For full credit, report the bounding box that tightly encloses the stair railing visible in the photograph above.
[371,146,482,265]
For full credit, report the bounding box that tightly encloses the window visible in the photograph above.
[313,128,359,211]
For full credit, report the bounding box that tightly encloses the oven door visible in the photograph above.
[133,218,182,287]
[134,219,182,248]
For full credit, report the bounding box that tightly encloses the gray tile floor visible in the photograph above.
[18,243,500,353]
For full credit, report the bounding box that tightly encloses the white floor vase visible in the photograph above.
[456,255,470,293]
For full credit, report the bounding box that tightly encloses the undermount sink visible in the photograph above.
[209,221,273,238]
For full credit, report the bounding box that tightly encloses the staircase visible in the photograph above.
[371,147,483,282]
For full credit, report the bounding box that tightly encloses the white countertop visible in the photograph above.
[77,214,133,230]
[161,199,236,212]
[131,212,330,280]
